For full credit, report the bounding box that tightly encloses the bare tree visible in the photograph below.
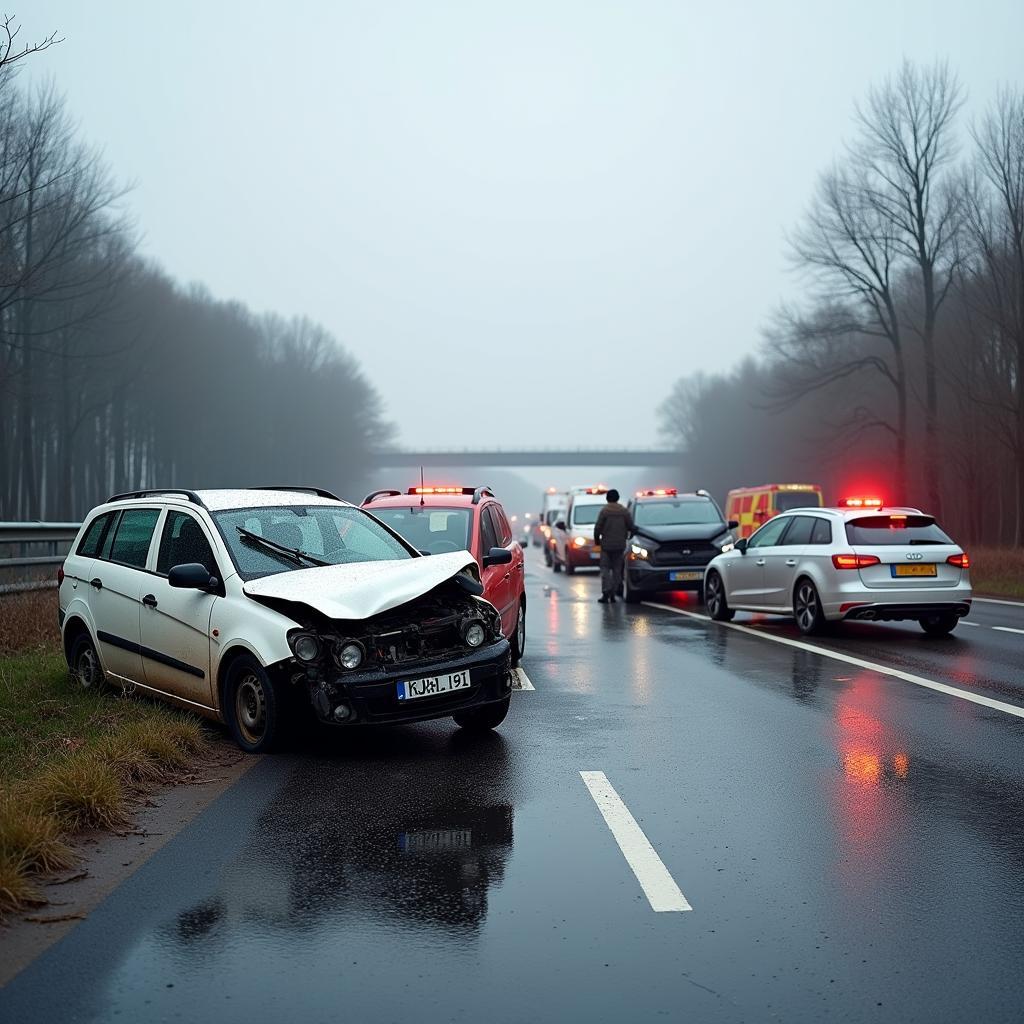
[0,14,61,77]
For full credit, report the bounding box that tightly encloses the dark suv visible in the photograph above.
[623,489,738,603]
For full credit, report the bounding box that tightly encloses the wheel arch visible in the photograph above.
[61,614,94,666]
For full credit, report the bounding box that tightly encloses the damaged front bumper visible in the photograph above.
[299,638,513,726]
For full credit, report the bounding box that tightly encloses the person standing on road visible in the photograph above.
[593,489,633,604]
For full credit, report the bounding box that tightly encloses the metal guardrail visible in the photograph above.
[0,521,81,595]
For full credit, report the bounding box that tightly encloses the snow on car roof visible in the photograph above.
[195,489,354,511]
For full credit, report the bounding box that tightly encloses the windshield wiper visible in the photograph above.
[235,525,330,567]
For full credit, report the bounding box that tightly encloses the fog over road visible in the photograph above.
[4,552,1024,1023]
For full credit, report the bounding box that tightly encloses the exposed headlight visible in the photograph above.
[630,542,649,560]
[292,633,322,663]
[713,532,735,553]
[573,536,588,547]
[337,642,364,670]
[463,620,486,648]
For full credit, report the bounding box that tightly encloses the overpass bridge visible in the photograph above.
[375,448,682,468]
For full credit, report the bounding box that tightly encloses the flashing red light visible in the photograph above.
[411,486,463,495]
[636,488,678,497]
[947,552,970,569]
[832,553,882,570]
[840,496,884,508]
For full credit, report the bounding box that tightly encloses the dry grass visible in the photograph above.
[0,599,213,916]
[970,548,1024,600]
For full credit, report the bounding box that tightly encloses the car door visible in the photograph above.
[479,505,515,635]
[763,515,815,609]
[138,509,220,707]
[730,515,792,606]
[90,507,162,684]
[491,504,524,632]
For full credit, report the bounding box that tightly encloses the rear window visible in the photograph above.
[844,515,953,546]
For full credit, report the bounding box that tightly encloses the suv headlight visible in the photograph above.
[712,532,735,553]
[463,620,486,648]
[336,641,364,670]
[290,632,322,663]
[629,542,649,560]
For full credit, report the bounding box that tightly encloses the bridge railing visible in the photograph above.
[0,522,81,595]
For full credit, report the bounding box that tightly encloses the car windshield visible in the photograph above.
[368,506,472,555]
[774,490,822,512]
[844,515,954,546]
[212,505,413,579]
[634,499,723,526]
[571,503,604,525]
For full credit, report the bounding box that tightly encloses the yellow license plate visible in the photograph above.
[892,564,937,577]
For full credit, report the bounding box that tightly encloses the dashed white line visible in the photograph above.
[580,770,692,913]
[958,620,981,627]
[643,602,1024,721]
[992,626,1024,636]
[512,667,535,690]
[974,596,1024,607]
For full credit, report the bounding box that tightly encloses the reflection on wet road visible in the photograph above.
[4,554,1024,1023]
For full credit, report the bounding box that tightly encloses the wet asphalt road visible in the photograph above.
[4,553,1024,1023]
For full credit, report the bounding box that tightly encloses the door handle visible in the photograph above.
[90,577,102,590]
[785,559,797,567]
[142,594,158,609]
[755,558,766,566]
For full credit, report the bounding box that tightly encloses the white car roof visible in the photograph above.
[101,489,353,512]
[783,505,926,519]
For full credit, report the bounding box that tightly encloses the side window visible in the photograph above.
[748,515,791,549]
[810,518,833,545]
[157,511,218,575]
[107,508,161,569]
[491,505,512,546]
[77,512,114,557]
[781,516,815,546]
[480,507,499,553]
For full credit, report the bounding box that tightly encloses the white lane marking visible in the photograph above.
[958,620,981,627]
[579,770,692,913]
[974,596,1024,608]
[993,626,1024,636]
[512,667,535,690]
[643,602,1024,721]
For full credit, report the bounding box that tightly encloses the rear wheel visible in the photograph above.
[224,655,285,753]
[69,631,106,691]
[794,578,826,635]
[511,600,526,664]
[453,695,510,732]
[705,571,734,621]
[552,555,562,573]
[563,554,576,575]
[919,613,958,636]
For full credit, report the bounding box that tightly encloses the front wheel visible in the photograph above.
[794,579,826,635]
[511,600,526,664]
[705,571,734,621]
[224,655,285,753]
[920,613,958,636]
[623,573,643,604]
[453,695,510,732]
[563,555,576,575]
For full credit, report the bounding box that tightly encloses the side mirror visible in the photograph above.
[734,538,748,554]
[555,521,566,532]
[483,546,513,568]
[168,562,218,591]
[728,520,740,530]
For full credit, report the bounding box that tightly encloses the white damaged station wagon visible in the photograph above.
[58,488,514,752]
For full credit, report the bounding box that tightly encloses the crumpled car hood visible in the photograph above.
[242,551,480,620]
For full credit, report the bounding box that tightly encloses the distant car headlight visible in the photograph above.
[573,536,588,548]
[337,641,364,670]
[463,620,486,648]
[629,542,649,560]
[292,633,322,663]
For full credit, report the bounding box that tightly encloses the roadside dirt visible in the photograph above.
[0,736,258,988]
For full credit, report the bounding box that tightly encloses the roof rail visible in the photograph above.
[362,489,402,505]
[472,485,494,505]
[252,486,342,501]
[107,488,204,506]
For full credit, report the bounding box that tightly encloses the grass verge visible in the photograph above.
[970,548,1024,600]
[0,597,209,915]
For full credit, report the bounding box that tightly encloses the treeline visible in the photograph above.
[0,22,391,521]
[661,62,1024,547]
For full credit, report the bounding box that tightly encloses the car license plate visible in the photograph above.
[397,671,470,701]
[891,564,937,577]
[670,570,703,582]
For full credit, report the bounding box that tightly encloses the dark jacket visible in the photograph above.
[593,502,633,551]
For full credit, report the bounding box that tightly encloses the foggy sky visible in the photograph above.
[27,0,1024,451]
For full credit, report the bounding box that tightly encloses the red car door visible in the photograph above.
[479,505,516,638]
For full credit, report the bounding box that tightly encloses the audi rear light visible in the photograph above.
[947,552,970,569]
[57,564,65,586]
[832,553,881,570]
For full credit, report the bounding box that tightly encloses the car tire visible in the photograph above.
[552,556,562,573]
[69,630,107,691]
[224,655,285,754]
[793,578,827,635]
[511,599,526,664]
[452,695,511,732]
[564,556,576,575]
[623,574,643,604]
[919,613,958,636]
[705,571,735,622]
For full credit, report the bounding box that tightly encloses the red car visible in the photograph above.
[362,486,526,664]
